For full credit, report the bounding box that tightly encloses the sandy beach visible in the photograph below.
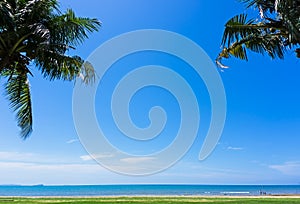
[1,194,300,198]
[1,195,300,204]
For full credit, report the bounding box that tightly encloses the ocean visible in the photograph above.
[0,185,300,196]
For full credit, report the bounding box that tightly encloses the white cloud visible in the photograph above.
[269,161,300,176]
[0,161,100,172]
[80,153,114,161]
[157,161,263,184]
[0,151,79,164]
[66,139,79,144]
[227,146,243,151]
[0,161,111,185]
[0,151,37,162]
[80,155,93,161]
[120,157,155,164]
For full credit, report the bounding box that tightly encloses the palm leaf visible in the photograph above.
[0,1,15,30]
[34,49,82,81]
[49,9,101,46]
[216,0,297,68]
[239,0,277,13]
[222,14,258,47]
[5,72,32,139]
[217,33,285,68]
[0,0,100,139]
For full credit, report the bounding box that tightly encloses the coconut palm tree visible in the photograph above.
[216,0,300,68]
[0,0,101,139]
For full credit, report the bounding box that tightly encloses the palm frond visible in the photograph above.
[5,72,33,139]
[217,0,296,68]
[35,51,96,84]
[222,14,258,47]
[276,0,300,45]
[0,1,15,31]
[35,50,82,81]
[17,0,59,24]
[49,9,101,46]
[0,0,100,139]
[217,33,285,68]
[239,0,277,13]
[229,44,248,60]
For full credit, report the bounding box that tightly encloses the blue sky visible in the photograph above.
[0,0,300,185]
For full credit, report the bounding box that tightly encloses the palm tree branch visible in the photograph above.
[221,14,260,47]
[1,0,100,139]
[5,71,33,139]
[34,49,95,84]
[217,33,285,68]
[8,33,32,56]
[35,50,82,81]
[49,9,101,46]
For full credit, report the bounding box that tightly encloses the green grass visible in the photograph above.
[0,197,300,204]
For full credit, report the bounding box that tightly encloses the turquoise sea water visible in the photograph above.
[0,185,300,196]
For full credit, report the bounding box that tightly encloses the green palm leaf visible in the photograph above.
[217,0,299,68]
[221,14,257,47]
[5,72,32,139]
[0,0,100,138]
[50,9,100,46]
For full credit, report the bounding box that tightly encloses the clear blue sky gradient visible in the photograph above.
[0,0,300,185]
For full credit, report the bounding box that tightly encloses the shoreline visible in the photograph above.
[1,185,300,198]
